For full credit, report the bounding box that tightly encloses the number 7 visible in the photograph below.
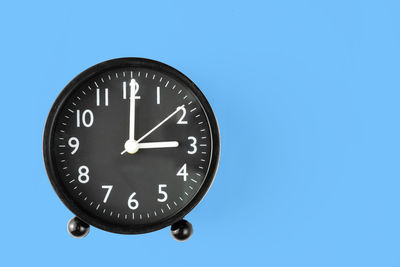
[101,185,113,203]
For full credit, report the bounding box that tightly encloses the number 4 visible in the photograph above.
[177,164,188,181]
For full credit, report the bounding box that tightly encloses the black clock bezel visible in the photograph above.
[43,57,220,234]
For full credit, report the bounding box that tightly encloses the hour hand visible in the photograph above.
[138,141,179,149]
[121,141,179,154]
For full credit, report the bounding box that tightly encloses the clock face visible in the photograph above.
[43,58,220,234]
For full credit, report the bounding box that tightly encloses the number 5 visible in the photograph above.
[157,184,168,202]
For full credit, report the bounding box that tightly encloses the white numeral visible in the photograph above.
[123,81,127,99]
[96,88,109,106]
[78,165,89,183]
[177,164,188,181]
[123,79,141,100]
[188,136,197,154]
[101,185,113,203]
[156,86,160,104]
[128,192,139,210]
[157,184,168,202]
[177,107,188,124]
[76,109,94,127]
[68,137,79,154]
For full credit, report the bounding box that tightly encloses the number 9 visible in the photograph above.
[68,137,79,154]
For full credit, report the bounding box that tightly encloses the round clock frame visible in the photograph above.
[43,58,220,237]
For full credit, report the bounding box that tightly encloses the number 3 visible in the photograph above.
[188,136,197,154]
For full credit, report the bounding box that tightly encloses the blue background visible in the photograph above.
[1,0,399,266]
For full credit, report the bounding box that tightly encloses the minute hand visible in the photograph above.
[136,105,185,144]
[129,79,138,141]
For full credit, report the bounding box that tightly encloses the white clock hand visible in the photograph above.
[129,79,138,141]
[123,79,139,154]
[137,141,179,149]
[121,105,184,154]
[136,105,185,143]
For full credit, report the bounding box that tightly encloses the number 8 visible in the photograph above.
[78,165,89,183]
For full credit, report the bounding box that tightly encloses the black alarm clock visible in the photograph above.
[43,58,220,241]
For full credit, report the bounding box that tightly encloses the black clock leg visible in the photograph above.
[67,217,90,238]
[171,219,193,241]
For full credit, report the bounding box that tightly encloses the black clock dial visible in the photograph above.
[43,58,220,234]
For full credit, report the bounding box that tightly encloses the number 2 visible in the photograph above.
[177,107,188,124]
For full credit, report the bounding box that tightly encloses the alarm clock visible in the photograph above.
[43,58,220,241]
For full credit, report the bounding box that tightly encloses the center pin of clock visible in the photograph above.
[124,140,139,154]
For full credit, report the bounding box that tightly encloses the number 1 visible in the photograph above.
[157,86,160,104]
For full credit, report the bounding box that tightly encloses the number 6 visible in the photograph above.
[128,192,139,210]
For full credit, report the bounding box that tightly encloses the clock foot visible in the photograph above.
[171,219,193,241]
[67,217,90,238]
